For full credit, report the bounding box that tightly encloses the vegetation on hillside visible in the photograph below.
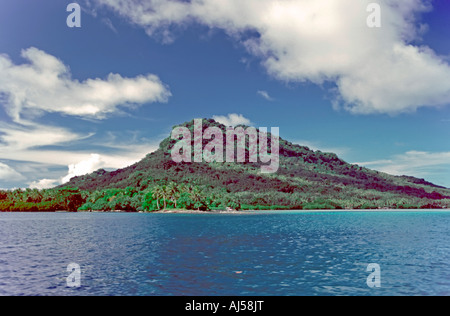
[1,119,450,212]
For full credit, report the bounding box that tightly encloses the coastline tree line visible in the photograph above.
[0,183,241,212]
[1,181,449,212]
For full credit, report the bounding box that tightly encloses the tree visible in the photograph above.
[177,192,195,210]
[161,185,168,209]
[152,186,162,210]
[167,182,179,208]
[0,200,13,211]
[190,186,205,211]
[0,191,8,201]
[125,187,136,197]
[26,189,42,203]
[143,190,159,212]
[50,187,86,212]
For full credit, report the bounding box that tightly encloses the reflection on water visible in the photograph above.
[0,211,449,296]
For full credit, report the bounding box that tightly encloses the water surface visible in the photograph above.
[0,211,449,296]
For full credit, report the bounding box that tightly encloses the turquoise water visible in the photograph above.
[0,211,449,296]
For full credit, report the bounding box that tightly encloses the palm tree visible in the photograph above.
[167,182,179,209]
[27,188,42,203]
[152,186,162,210]
[190,186,203,211]
[90,190,104,203]
[12,189,24,202]
[178,183,187,195]
[161,185,168,209]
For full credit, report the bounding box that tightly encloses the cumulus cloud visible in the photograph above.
[0,47,169,189]
[61,154,104,184]
[29,179,60,190]
[0,120,159,189]
[92,0,450,114]
[0,123,158,176]
[0,47,171,123]
[26,147,157,189]
[213,113,252,127]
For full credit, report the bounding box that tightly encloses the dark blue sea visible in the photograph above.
[0,211,449,296]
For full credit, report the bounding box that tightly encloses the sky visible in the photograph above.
[0,0,449,189]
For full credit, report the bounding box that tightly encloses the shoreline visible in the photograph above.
[152,209,242,214]
[2,209,450,214]
[149,208,450,214]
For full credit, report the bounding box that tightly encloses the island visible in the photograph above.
[1,119,449,212]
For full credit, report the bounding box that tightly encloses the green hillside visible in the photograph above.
[62,119,450,210]
[2,118,450,212]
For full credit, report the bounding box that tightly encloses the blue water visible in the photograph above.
[0,211,449,296]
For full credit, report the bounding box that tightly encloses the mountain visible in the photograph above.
[62,118,450,210]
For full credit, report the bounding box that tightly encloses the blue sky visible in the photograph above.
[0,0,449,189]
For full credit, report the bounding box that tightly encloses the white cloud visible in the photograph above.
[257,90,274,101]
[0,123,88,150]
[0,46,168,189]
[0,120,160,189]
[92,0,450,114]
[213,113,252,127]
[29,179,60,190]
[0,47,171,123]
[0,162,25,182]
[356,150,450,188]
[0,145,156,170]
[62,154,104,184]
[27,145,159,189]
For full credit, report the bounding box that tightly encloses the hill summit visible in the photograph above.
[62,118,450,210]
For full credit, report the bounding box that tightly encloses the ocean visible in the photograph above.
[0,211,449,296]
